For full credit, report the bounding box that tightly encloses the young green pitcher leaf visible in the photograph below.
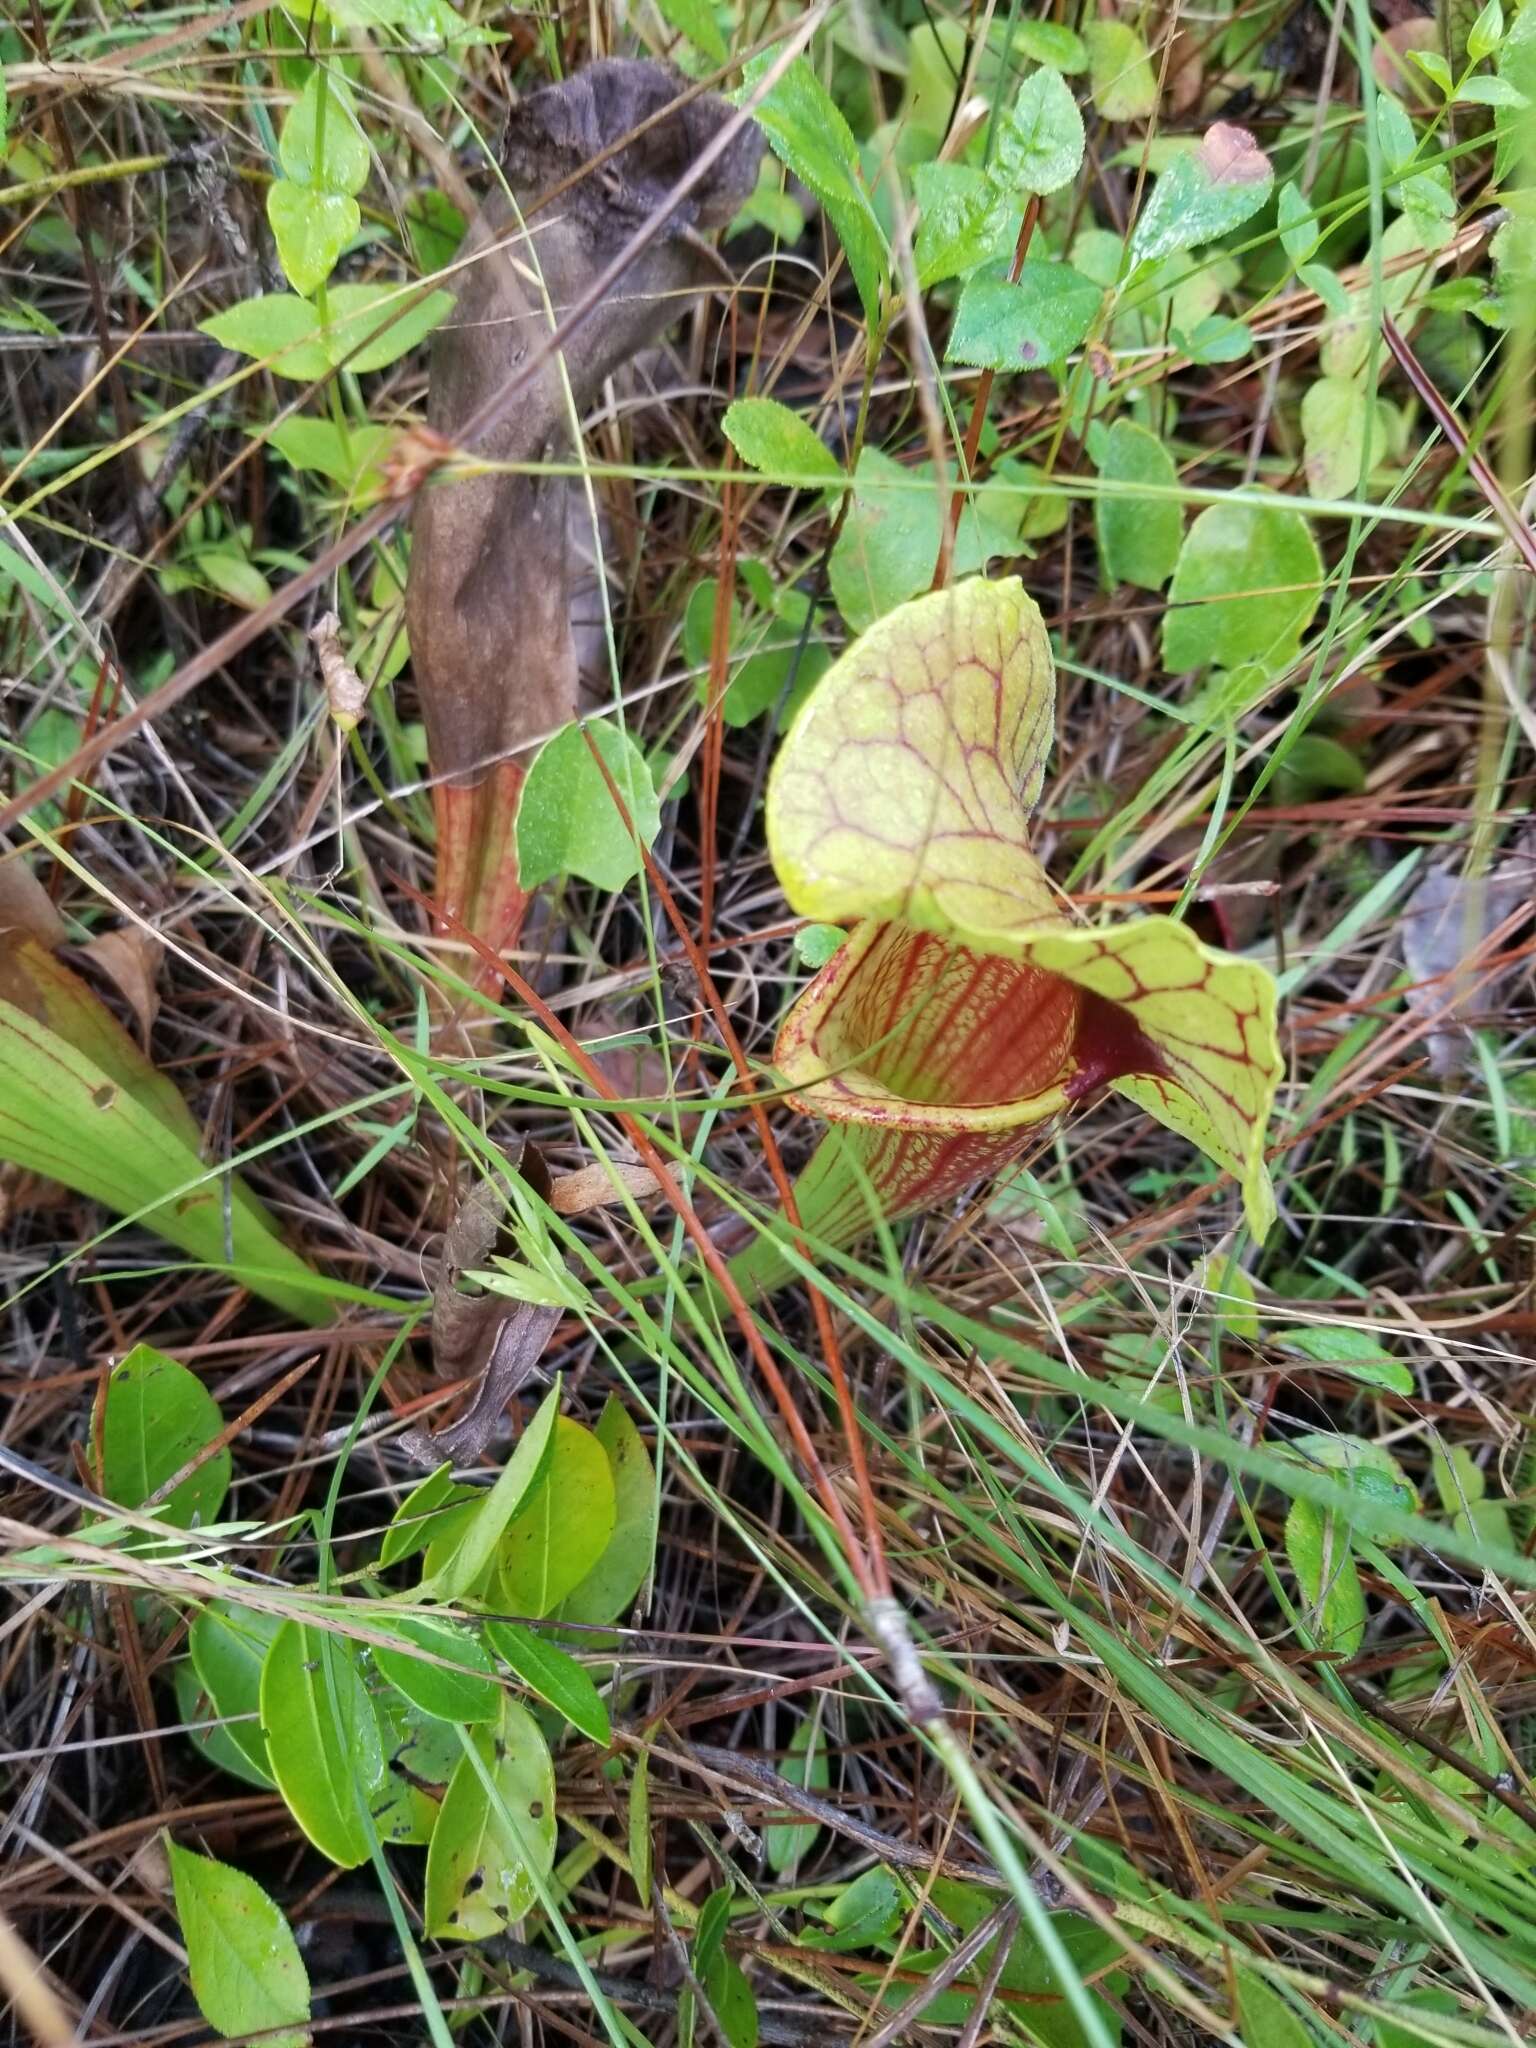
[1283,1498,1367,1654]
[425,1699,557,1939]
[0,938,323,1320]
[167,1839,311,2048]
[498,1415,617,1617]
[763,1715,829,1873]
[1130,124,1274,269]
[260,1622,384,1868]
[98,1344,229,1528]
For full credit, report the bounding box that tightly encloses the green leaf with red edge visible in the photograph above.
[1129,124,1274,269]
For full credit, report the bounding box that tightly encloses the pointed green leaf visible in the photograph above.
[278,69,369,195]
[947,260,1103,370]
[190,1602,281,1777]
[486,1619,611,1744]
[167,1839,311,2048]
[174,1660,276,1790]
[722,398,843,486]
[994,66,1085,196]
[555,1396,658,1628]
[1130,124,1274,268]
[740,53,888,326]
[266,183,359,298]
[98,1344,228,1528]
[374,1615,501,1723]
[381,1462,480,1569]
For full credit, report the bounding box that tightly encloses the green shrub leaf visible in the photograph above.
[260,1622,383,1867]
[498,1415,617,1617]
[373,1615,501,1723]
[722,397,843,486]
[947,260,1103,370]
[425,1700,557,1939]
[1094,418,1182,591]
[486,1619,612,1744]
[1130,124,1274,268]
[278,69,369,195]
[1163,503,1322,674]
[167,1839,310,2048]
[516,718,662,892]
[98,1344,229,1529]
[740,53,888,326]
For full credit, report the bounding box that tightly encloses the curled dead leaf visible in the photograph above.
[80,925,162,1046]
[311,610,370,731]
[398,1153,563,1469]
[0,849,65,950]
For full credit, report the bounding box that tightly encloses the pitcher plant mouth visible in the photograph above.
[732,575,1282,1293]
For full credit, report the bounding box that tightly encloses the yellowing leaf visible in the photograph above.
[1084,21,1158,121]
[767,578,1059,945]
[425,1699,556,1939]
[498,1416,617,1617]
